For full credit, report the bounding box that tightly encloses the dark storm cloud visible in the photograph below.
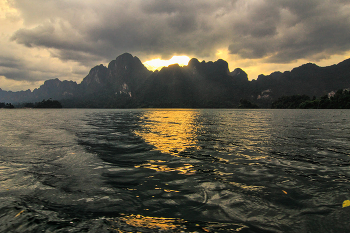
[9,0,350,65]
[1,69,40,82]
[0,56,22,69]
[0,56,35,82]
[228,0,350,62]
[10,0,231,61]
[49,50,103,68]
[0,65,56,82]
[0,54,82,83]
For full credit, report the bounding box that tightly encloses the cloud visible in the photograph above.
[0,53,80,83]
[228,0,350,63]
[10,0,350,64]
[1,0,350,89]
[10,0,234,61]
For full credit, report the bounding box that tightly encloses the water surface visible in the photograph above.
[0,109,349,232]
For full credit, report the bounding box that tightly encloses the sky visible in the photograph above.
[1,0,350,91]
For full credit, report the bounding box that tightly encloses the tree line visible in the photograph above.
[3,99,63,109]
[272,89,350,109]
[23,99,63,108]
[0,102,14,108]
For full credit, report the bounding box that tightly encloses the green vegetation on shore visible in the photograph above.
[19,99,63,108]
[0,102,14,109]
[272,89,350,109]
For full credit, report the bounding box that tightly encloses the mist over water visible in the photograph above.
[1,109,350,232]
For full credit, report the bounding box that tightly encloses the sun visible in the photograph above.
[143,55,191,71]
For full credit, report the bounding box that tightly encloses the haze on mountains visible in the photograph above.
[1,53,350,108]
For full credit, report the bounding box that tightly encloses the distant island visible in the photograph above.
[1,53,350,108]
[16,99,62,109]
[0,102,14,109]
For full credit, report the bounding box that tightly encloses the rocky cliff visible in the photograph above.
[1,53,350,108]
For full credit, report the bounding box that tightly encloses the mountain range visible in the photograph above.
[1,53,350,108]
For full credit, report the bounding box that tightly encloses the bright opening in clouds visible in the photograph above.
[144,56,191,71]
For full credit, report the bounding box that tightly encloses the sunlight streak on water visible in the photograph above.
[135,160,196,175]
[118,214,186,231]
[134,109,201,175]
[135,109,201,156]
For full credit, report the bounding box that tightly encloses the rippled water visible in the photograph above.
[1,109,350,232]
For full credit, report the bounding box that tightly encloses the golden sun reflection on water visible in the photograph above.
[117,214,186,231]
[135,109,200,156]
[134,109,200,175]
[135,160,196,175]
[114,214,249,232]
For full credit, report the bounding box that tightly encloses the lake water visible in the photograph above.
[0,109,350,232]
